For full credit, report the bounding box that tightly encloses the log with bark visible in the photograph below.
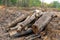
[8,28,33,37]
[6,13,29,31]
[9,11,44,31]
[25,34,41,40]
[32,12,56,34]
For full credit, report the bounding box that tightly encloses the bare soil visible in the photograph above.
[0,8,60,40]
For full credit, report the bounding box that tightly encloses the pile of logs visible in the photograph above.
[5,9,57,40]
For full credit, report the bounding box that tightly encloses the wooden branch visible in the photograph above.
[32,12,55,34]
[9,28,33,37]
[6,13,29,31]
[28,35,41,40]
[25,34,41,40]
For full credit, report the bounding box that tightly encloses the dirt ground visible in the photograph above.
[0,8,60,40]
[0,8,25,40]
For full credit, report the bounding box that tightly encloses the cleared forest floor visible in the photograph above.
[0,7,60,40]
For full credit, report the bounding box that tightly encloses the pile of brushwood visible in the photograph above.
[0,8,60,40]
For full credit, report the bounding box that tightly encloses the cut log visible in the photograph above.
[10,11,44,31]
[6,13,29,31]
[32,12,55,34]
[28,35,41,40]
[9,28,33,37]
[25,34,41,40]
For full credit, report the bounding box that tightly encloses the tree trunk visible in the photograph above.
[32,12,55,34]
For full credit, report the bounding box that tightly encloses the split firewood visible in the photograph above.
[6,13,29,31]
[32,12,56,34]
[10,10,43,31]
[10,12,47,32]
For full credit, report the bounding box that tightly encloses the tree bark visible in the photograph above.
[32,12,55,34]
[25,34,41,40]
[9,28,33,37]
[6,13,29,31]
[10,12,44,31]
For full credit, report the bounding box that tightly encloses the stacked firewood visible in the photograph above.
[4,9,58,40]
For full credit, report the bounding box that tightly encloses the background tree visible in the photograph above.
[49,1,60,8]
[0,0,60,8]
[29,0,41,7]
